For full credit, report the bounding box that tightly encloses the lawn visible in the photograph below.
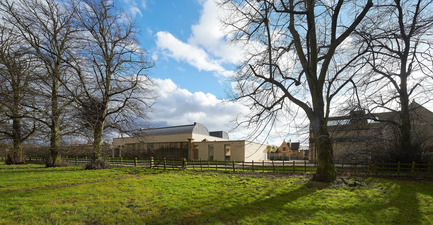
[0,163,432,224]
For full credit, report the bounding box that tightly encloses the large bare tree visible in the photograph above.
[355,0,433,162]
[221,0,373,182]
[0,0,79,166]
[0,27,37,164]
[71,0,153,168]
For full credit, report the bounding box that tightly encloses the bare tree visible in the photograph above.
[0,0,80,166]
[355,0,433,162]
[0,26,37,164]
[221,0,373,182]
[71,0,153,168]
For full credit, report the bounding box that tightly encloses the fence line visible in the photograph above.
[1,156,432,178]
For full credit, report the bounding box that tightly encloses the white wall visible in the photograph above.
[244,141,267,162]
[195,140,267,162]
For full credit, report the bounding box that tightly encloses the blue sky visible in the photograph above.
[129,0,233,99]
[116,0,306,146]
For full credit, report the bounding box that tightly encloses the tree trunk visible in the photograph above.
[47,76,60,167]
[85,118,108,169]
[8,82,25,164]
[9,117,25,164]
[92,120,104,163]
[311,115,336,182]
[399,79,412,162]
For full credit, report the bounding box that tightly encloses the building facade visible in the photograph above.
[309,102,433,163]
[112,122,267,161]
[269,140,305,160]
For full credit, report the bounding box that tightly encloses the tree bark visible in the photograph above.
[47,75,60,167]
[92,120,104,163]
[11,117,25,164]
[11,79,25,164]
[399,73,412,161]
[311,114,336,182]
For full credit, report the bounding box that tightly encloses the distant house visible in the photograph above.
[112,122,267,161]
[309,101,433,163]
[269,140,305,160]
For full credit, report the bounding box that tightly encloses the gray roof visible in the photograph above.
[142,122,210,136]
[209,131,230,139]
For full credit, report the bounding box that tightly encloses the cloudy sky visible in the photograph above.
[119,0,306,146]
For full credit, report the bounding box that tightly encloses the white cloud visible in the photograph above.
[154,0,245,78]
[155,31,228,74]
[188,0,244,64]
[129,6,142,17]
[149,78,247,138]
[122,0,146,17]
[148,78,307,145]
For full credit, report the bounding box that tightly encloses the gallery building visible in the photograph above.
[112,122,267,161]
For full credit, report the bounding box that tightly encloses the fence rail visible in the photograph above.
[1,156,432,178]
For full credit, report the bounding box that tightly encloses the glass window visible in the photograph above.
[193,145,199,160]
[224,144,231,161]
[208,144,214,161]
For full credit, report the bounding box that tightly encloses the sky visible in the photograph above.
[117,0,308,146]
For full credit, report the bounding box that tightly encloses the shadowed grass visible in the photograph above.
[0,163,432,224]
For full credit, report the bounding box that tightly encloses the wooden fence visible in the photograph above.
[1,156,432,178]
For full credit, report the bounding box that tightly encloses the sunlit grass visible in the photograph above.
[0,163,432,224]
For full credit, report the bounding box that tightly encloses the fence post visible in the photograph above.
[150,157,154,169]
[163,158,166,170]
[411,161,416,177]
[374,161,377,176]
[233,161,235,173]
[367,161,371,176]
[354,162,357,177]
[428,161,432,177]
[200,159,202,171]
[134,158,137,167]
[398,161,401,176]
[208,160,210,170]
[252,160,254,172]
[282,160,285,173]
[182,158,186,170]
[192,160,195,170]
[75,156,78,166]
[293,160,295,173]
[85,156,88,164]
[304,160,307,173]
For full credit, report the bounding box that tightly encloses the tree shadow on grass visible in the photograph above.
[144,179,328,224]
[385,179,432,224]
[145,178,432,224]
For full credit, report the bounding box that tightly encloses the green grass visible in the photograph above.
[0,163,432,224]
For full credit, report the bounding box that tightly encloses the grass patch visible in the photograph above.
[0,163,432,224]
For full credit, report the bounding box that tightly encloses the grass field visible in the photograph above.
[0,163,432,224]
